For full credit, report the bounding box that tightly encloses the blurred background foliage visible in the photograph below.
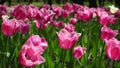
[0,0,120,8]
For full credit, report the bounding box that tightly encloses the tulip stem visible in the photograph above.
[99,42,105,68]
[62,49,67,68]
[9,34,23,67]
[77,59,82,65]
[6,37,10,59]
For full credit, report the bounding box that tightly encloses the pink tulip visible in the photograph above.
[97,11,117,26]
[115,10,120,18]
[40,4,50,10]
[35,8,54,29]
[101,26,118,40]
[56,25,81,49]
[19,35,48,67]
[61,9,70,18]
[52,5,62,19]
[50,20,65,28]
[73,3,83,12]
[25,35,48,52]
[105,38,120,60]
[17,20,30,34]
[63,2,73,13]
[70,18,77,25]
[12,4,27,21]
[19,44,45,67]
[73,46,86,59]
[2,18,18,36]
[0,4,7,19]
[65,24,75,32]
[75,7,93,22]
[26,4,38,20]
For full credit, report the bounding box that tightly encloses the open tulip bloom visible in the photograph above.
[56,24,81,50]
[19,35,48,67]
[105,38,120,60]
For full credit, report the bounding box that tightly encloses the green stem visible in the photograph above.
[95,41,98,67]
[99,42,105,68]
[77,59,82,65]
[62,50,66,68]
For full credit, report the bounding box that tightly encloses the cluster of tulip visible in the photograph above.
[1,2,120,67]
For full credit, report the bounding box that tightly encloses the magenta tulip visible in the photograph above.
[2,18,18,36]
[26,4,38,20]
[0,4,7,19]
[56,25,81,49]
[97,11,117,26]
[63,2,73,13]
[52,5,62,19]
[35,8,54,29]
[50,20,65,28]
[19,35,48,67]
[73,46,86,59]
[70,18,77,25]
[75,7,93,22]
[17,20,30,34]
[105,38,120,60]
[101,26,118,40]
[12,4,27,21]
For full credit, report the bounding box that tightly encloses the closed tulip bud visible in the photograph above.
[73,46,86,59]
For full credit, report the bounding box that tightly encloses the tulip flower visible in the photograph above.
[35,8,55,29]
[52,5,62,19]
[19,45,46,67]
[73,46,86,59]
[12,4,27,21]
[75,7,93,22]
[17,20,30,34]
[19,35,48,67]
[101,26,118,40]
[61,9,70,18]
[2,18,18,36]
[50,20,65,28]
[56,25,81,49]
[26,4,38,20]
[0,4,7,19]
[63,2,74,13]
[70,18,77,25]
[97,11,117,26]
[105,38,120,60]
[108,5,119,14]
